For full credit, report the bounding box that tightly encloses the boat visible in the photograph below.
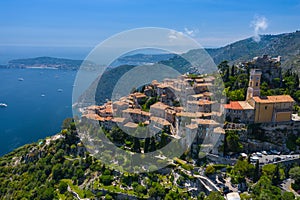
[0,103,8,108]
[18,78,24,81]
[57,89,63,92]
[41,94,46,97]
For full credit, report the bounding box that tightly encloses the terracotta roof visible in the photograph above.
[124,122,138,128]
[150,102,169,110]
[187,100,214,105]
[176,112,213,118]
[203,92,213,97]
[82,113,102,121]
[195,78,204,83]
[150,116,171,126]
[157,84,169,89]
[112,117,126,123]
[224,101,243,110]
[131,92,146,98]
[191,94,204,98]
[186,123,198,129]
[113,101,128,106]
[122,108,150,116]
[191,119,219,125]
[253,95,294,103]
[86,105,101,110]
[214,127,225,134]
[195,83,212,87]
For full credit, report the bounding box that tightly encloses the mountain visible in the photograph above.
[202,31,300,69]
[112,53,175,67]
[3,56,94,70]
[2,31,300,72]
[118,31,300,70]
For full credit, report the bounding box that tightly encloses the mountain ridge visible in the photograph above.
[2,31,300,71]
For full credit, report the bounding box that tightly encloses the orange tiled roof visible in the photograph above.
[224,101,243,110]
[253,95,294,103]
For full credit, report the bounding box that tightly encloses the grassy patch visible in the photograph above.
[61,179,85,199]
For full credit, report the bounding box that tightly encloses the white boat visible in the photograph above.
[57,89,63,92]
[18,78,24,81]
[0,103,8,108]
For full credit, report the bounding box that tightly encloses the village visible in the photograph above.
[80,55,300,199]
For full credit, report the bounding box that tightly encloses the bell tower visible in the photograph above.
[246,69,262,100]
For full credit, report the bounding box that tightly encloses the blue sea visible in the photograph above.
[0,68,79,155]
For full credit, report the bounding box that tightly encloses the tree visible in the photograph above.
[272,164,280,185]
[52,163,63,181]
[205,165,216,175]
[59,181,68,194]
[289,166,300,184]
[205,191,225,200]
[254,159,260,182]
[133,138,141,153]
[229,89,245,101]
[225,130,243,152]
[198,192,206,200]
[282,192,295,200]
[218,60,230,75]
[144,137,150,153]
[104,194,113,200]
[231,65,235,76]
[165,190,180,199]
[150,137,156,152]
[62,118,74,129]
[40,187,55,200]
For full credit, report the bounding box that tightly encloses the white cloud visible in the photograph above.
[168,30,184,41]
[251,15,268,42]
[184,27,194,36]
[184,27,200,38]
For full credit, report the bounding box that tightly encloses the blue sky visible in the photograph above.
[0,0,299,62]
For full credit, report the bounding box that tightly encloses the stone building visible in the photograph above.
[225,68,295,123]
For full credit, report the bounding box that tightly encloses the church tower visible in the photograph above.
[246,69,262,100]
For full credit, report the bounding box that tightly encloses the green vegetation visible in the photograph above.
[224,130,243,154]
[290,166,300,192]
[218,60,300,106]
[0,119,198,199]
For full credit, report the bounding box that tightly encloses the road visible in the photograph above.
[281,178,300,197]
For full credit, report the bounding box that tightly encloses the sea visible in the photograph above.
[0,68,81,156]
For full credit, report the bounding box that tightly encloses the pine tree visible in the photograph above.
[231,65,235,76]
[254,159,260,182]
[144,137,150,153]
[272,164,280,185]
[150,137,156,152]
[133,138,141,153]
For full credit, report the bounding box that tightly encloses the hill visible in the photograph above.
[203,31,300,69]
[112,53,175,67]
[4,57,90,70]
[118,31,300,71]
[0,119,203,199]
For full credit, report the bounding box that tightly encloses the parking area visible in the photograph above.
[249,153,300,165]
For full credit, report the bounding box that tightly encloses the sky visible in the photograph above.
[0,0,300,62]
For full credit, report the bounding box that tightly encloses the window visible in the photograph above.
[256,82,259,86]
[265,106,267,110]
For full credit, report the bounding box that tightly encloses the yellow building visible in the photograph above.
[248,95,294,123]
[225,68,295,123]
